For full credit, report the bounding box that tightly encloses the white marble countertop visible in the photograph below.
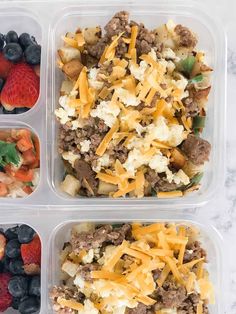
[196,1,236,313]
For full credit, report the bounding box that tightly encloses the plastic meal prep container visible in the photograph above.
[47,209,225,314]
[0,0,226,208]
[48,0,226,208]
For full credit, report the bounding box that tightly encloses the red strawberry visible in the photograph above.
[0,62,39,110]
[21,234,41,267]
[0,233,7,260]
[0,53,14,79]
[0,273,12,312]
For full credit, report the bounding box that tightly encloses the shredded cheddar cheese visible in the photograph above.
[96,120,119,156]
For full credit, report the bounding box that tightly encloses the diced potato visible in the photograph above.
[154,25,176,49]
[61,175,81,196]
[71,223,95,235]
[58,47,81,63]
[83,26,102,45]
[98,180,117,195]
[182,161,203,179]
[62,59,84,81]
[171,148,186,169]
[62,260,79,277]
[60,80,74,96]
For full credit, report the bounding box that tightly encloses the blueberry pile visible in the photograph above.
[0,31,41,65]
[0,225,40,313]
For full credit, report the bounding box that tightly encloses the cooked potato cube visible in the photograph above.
[98,180,117,195]
[171,148,186,169]
[83,26,101,45]
[61,174,81,196]
[72,223,95,235]
[58,47,81,63]
[62,260,79,277]
[60,80,74,96]
[62,59,84,81]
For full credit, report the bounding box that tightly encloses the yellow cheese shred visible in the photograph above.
[197,301,203,314]
[163,256,183,284]
[153,99,166,120]
[134,170,145,198]
[79,67,89,104]
[157,191,183,198]
[57,297,83,310]
[105,32,124,60]
[103,240,128,270]
[96,119,119,156]
[157,264,171,287]
[128,25,139,56]
[96,172,120,185]
[112,181,136,198]
[62,36,78,48]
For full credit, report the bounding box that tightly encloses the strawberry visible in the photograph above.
[21,234,41,267]
[0,273,12,312]
[0,233,7,260]
[0,53,14,79]
[0,62,39,110]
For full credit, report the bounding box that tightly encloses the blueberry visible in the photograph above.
[2,107,16,114]
[5,239,21,258]
[2,255,10,272]
[18,225,35,244]
[9,259,25,275]
[3,43,23,62]
[18,296,40,314]
[0,33,4,50]
[5,30,18,43]
[12,297,21,310]
[15,107,30,114]
[5,226,19,240]
[0,78,5,92]
[19,33,36,50]
[29,276,40,297]
[8,276,28,298]
[24,44,41,65]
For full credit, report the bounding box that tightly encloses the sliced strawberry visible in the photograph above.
[0,53,14,79]
[21,234,41,267]
[0,233,7,260]
[0,273,12,312]
[0,62,39,109]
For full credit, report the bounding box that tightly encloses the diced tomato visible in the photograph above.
[30,135,40,168]
[22,149,37,165]
[23,185,33,195]
[14,169,34,182]
[0,182,8,196]
[16,129,31,140]
[4,164,14,177]
[0,130,11,141]
[17,137,34,152]
[16,129,34,152]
